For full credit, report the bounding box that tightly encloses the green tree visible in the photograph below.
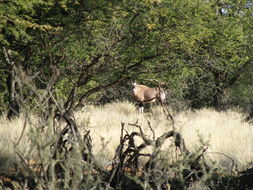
[1,0,253,117]
[147,0,253,110]
[0,0,58,118]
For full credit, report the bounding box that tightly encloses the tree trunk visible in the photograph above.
[213,87,227,111]
[6,67,20,119]
[2,47,20,119]
[212,70,228,111]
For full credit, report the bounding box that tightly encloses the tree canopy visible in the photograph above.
[0,0,253,117]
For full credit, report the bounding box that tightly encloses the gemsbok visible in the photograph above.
[132,82,167,114]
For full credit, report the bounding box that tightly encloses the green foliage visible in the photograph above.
[0,0,58,45]
[0,0,253,113]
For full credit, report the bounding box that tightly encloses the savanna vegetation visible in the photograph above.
[0,0,253,189]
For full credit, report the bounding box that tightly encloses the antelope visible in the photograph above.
[132,82,167,114]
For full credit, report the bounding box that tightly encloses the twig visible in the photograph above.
[15,112,28,147]
[206,151,237,175]
[106,123,126,190]
[161,101,175,130]
[15,151,46,189]
[147,120,156,140]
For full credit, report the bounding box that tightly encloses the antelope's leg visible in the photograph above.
[138,102,144,114]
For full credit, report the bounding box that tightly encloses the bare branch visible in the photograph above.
[74,76,130,111]
[2,47,15,67]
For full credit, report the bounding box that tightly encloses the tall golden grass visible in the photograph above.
[0,114,33,172]
[0,101,252,173]
[75,101,253,172]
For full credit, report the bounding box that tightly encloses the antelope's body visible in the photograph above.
[132,83,167,114]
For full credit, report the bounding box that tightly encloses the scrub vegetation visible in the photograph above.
[1,0,253,189]
[0,102,253,189]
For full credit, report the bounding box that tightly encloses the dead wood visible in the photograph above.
[107,121,209,189]
[50,112,106,182]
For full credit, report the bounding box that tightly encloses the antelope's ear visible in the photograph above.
[132,81,137,86]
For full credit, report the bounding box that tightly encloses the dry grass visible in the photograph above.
[177,108,253,172]
[75,102,253,171]
[0,101,252,173]
[0,114,33,172]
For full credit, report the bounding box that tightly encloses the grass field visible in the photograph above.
[1,101,253,175]
[75,101,253,173]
